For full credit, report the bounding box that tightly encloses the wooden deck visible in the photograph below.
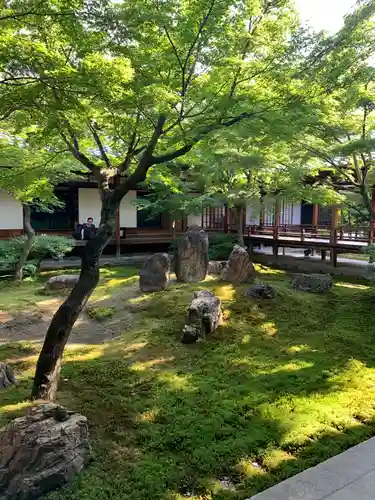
[244,225,370,266]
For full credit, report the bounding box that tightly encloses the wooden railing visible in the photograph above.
[246,224,372,245]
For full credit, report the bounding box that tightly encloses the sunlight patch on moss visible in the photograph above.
[0,401,33,416]
[335,282,370,290]
[131,356,175,371]
[255,264,285,275]
[286,344,316,354]
[259,321,278,337]
[157,372,195,391]
[138,408,160,422]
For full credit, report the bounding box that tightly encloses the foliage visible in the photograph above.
[208,232,237,260]
[2,267,375,499]
[0,235,74,269]
[87,306,115,321]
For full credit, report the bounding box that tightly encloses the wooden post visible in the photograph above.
[224,205,228,233]
[330,204,340,267]
[273,198,280,240]
[115,175,121,259]
[370,185,375,243]
[312,204,319,229]
[259,200,264,229]
[243,206,246,236]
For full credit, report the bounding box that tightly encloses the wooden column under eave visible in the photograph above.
[273,198,280,255]
[224,206,229,233]
[370,185,375,243]
[115,176,121,259]
[259,200,265,229]
[312,204,319,229]
[330,204,340,267]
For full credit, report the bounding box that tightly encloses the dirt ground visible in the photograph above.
[0,283,141,345]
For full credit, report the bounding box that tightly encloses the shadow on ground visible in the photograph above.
[2,266,375,500]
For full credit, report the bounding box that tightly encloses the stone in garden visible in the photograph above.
[175,226,209,282]
[0,403,92,500]
[245,282,276,299]
[291,273,332,293]
[220,245,255,283]
[139,253,170,292]
[0,362,17,389]
[207,260,226,275]
[182,290,222,344]
[45,274,79,291]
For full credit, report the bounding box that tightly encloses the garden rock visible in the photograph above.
[0,403,92,500]
[0,363,17,389]
[45,274,79,291]
[291,273,332,293]
[175,226,209,282]
[139,253,170,292]
[182,290,222,344]
[245,282,275,299]
[220,245,255,283]
[207,260,226,275]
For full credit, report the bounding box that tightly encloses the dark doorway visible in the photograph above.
[31,187,78,231]
[301,202,313,226]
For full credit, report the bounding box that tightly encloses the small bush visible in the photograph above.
[208,233,237,261]
[0,235,74,272]
[87,306,115,321]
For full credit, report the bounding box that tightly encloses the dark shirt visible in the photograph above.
[81,223,96,240]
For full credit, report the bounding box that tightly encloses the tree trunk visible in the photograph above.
[15,204,35,281]
[31,195,118,401]
[236,206,244,246]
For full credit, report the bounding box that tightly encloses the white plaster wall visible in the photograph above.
[78,188,137,227]
[78,188,101,226]
[0,190,23,229]
[119,190,137,227]
[187,214,202,227]
[292,202,301,225]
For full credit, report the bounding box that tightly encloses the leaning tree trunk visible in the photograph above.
[31,195,118,401]
[236,206,245,246]
[15,204,35,281]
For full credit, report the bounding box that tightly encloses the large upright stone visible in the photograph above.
[175,226,209,282]
[182,290,222,344]
[0,403,92,500]
[220,245,255,283]
[139,253,170,292]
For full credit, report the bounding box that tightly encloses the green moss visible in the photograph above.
[2,266,375,499]
[87,306,115,321]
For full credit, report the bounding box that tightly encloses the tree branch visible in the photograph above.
[87,121,111,169]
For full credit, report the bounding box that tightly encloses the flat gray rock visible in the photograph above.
[45,274,79,291]
[0,403,92,500]
[291,273,332,293]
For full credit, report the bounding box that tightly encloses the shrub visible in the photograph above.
[0,235,74,270]
[30,235,75,261]
[208,233,237,261]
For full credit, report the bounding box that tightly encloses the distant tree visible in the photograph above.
[0,136,80,280]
